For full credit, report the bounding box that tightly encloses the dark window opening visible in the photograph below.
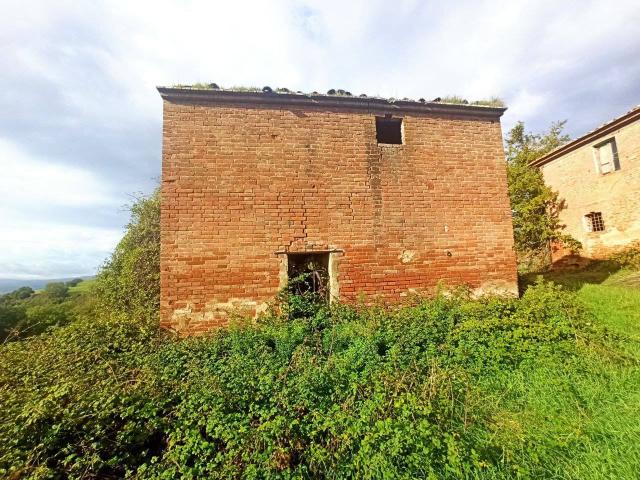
[287,252,330,298]
[585,212,605,232]
[376,116,403,144]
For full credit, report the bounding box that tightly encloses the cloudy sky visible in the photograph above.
[1,0,639,279]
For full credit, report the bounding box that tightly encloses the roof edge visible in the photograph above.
[157,87,507,118]
[531,105,640,167]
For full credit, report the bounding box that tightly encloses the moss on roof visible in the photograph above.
[439,95,506,108]
[168,83,506,108]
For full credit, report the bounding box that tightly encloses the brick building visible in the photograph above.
[158,87,518,333]
[532,105,640,260]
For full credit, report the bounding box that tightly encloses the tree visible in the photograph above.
[0,287,34,306]
[505,121,581,269]
[95,189,160,320]
[12,287,34,301]
[0,306,26,341]
[44,282,69,302]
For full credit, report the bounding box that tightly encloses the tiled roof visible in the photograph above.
[532,105,640,167]
[157,85,507,118]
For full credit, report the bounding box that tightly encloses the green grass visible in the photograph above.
[507,267,640,479]
[68,277,96,294]
[439,95,506,107]
[2,266,638,478]
[561,273,640,480]
[523,265,640,338]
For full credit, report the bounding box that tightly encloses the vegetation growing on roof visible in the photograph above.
[439,95,469,104]
[171,83,261,92]
[326,88,352,96]
[228,85,262,92]
[171,82,217,90]
[439,95,506,107]
[166,83,506,107]
[471,96,506,107]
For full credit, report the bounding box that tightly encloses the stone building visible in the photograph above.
[532,105,640,261]
[158,86,518,333]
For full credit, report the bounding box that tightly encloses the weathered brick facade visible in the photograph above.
[159,88,518,333]
[533,106,640,260]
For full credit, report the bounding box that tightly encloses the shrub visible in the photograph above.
[0,305,26,342]
[0,287,34,304]
[65,278,84,288]
[0,287,88,342]
[95,189,160,321]
[43,282,69,302]
[0,314,164,478]
[610,241,640,270]
[0,281,617,479]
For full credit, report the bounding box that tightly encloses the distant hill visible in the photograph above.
[0,276,95,294]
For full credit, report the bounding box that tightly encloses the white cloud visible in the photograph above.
[502,90,549,129]
[0,215,121,279]
[1,0,639,278]
[0,138,118,208]
[0,138,123,278]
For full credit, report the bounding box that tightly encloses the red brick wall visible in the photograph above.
[161,99,518,333]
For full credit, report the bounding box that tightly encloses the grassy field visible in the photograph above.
[512,267,640,479]
[67,277,96,294]
[524,265,640,337]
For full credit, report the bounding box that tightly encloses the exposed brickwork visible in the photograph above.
[539,113,640,260]
[160,92,518,333]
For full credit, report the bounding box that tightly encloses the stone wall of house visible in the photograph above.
[541,119,640,260]
[161,99,518,333]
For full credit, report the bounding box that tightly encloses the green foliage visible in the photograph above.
[610,241,640,270]
[21,304,75,335]
[0,313,163,478]
[68,277,96,294]
[279,270,330,320]
[1,286,34,303]
[2,280,633,479]
[65,278,83,288]
[508,267,640,478]
[505,121,581,270]
[95,190,160,321]
[471,96,506,107]
[0,284,89,342]
[1,183,637,477]
[43,282,69,302]
[0,305,26,341]
[440,96,506,107]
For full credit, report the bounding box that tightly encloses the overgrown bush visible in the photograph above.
[0,313,164,478]
[1,184,634,477]
[610,241,640,270]
[43,282,69,302]
[0,281,624,479]
[0,288,83,342]
[0,305,26,341]
[94,189,160,321]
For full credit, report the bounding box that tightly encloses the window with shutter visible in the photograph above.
[593,138,620,175]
